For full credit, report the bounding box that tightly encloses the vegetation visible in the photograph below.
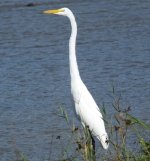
[57,87,150,161]
[13,88,150,161]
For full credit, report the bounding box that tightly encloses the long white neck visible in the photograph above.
[67,12,80,80]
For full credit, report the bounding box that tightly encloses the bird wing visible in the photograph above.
[74,81,106,135]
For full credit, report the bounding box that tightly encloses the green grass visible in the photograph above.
[13,88,150,161]
[57,87,150,161]
[14,149,29,161]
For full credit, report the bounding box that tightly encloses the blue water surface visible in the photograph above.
[0,0,149,160]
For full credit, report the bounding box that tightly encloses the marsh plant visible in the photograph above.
[13,89,150,161]
[105,88,150,161]
[58,88,150,161]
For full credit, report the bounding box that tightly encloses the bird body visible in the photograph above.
[71,77,109,149]
[44,8,109,150]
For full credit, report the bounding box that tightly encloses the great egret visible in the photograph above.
[43,8,109,150]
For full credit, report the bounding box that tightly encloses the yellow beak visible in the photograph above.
[43,9,64,14]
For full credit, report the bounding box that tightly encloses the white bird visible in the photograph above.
[43,7,109,149]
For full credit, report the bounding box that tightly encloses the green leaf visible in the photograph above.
[127,114,150,130]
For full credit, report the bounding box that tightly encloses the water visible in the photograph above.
[0,0,150,160]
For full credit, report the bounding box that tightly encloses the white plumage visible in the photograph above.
[44,7,109,149]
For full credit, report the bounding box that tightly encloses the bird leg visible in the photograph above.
[89,128,96,157]
[84,126,96,160]
[91,133,95,153]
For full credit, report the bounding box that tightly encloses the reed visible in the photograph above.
[57,87,150,161]
[13,88,150,161]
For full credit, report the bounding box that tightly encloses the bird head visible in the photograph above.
[43,7,70,17]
